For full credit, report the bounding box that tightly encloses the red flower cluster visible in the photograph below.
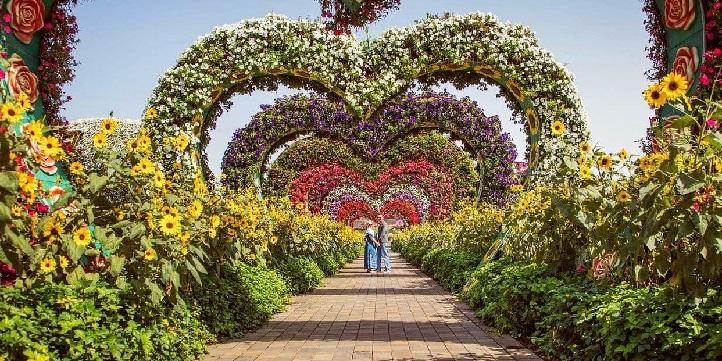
[337,200,377,225]
[318,0,401,34]
[380,199,420,225]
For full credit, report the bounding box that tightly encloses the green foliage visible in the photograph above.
[420,248,483,293]
[0,281,212,361]
[314,253,340,276]
[191,263,289,337]
[275,256,324,295]
[460,260,722,361]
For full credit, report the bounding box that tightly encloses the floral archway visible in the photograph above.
[143,13,588,183]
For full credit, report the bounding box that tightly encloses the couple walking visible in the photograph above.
[363,215,392,273]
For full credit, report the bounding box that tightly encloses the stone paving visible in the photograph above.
[206,253,541,361]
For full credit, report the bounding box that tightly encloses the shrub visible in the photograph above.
[276,257,324,294]
[191,263,289,337]
[0,281,212,361]
[428,249,483,293]
[315,254,340,276]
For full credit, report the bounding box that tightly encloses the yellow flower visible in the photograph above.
[188,200,203,218]
[24,350,50,361]
[510,184,524,193]
[37,136,65,158]
[145,107,158,120]
[551,120,565,136]
[17,172,38,194]
[11,205,23,217]
[597,154,613,171]
[100,118,118,134]
[210,215,221,228]
[39,258,56,273]
[578,142,590,153]
[644,83,667,109]
[180,246,188,256]
[136,158,156,174]
[58,255,70,268]
[579,164,592,180]
[137,134,151,152]
[73,226,92,247]
[126,138,140,152]
[159,215,181,236]
[1,102,23,124]
[153,170,165,188]
[660,72,688,100]
[618,148,629,160]
[616,190,631,203]
[161,206,179,217]
[23,120,44,140]
[208,228,217,239]
[92,132,108,149]
[144,247,157,261]
[43,221,63,243]
[16,92,31,111]
[69,162,84,175]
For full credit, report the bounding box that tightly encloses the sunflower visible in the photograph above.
[17,172,38,195]
[126,138,140,152]
[1,102,23,124]
[23,121,43,140]
[144,247,157,261]
[660,72,688,100]
[100,118,118,134]
[618,148,629,160]
[73,227,92,247]
[145,107,158,120]
[153,170,165,188]
[11,205,23,217]
[136,158,156,174]
[161,206,179,217]
[137,134,151,152]
[69,162,84,175]
[510,184,524,193]
[173,134,190,152]
[551,120,565,136]
[159,214,181,236]
[43,221,64,243]
[92,132,108,149]
[188,200,203,219]
[39,258,56,273]
[578,142,591,153]
[210,215,221,228]
[597,154,613,171]
[58,255,70,268]
[644,83,667,109]
[616,190,631,203]
[38,136,65,158]
[579,164,592,180]
[16,92,31,111]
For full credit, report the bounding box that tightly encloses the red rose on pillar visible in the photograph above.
[672,47,698,85]
[6,0,45,44]
[7,54,39,104]
[664,0,696,30]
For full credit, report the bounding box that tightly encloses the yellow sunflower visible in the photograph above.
[188,200,203,219]
[551,120,565,136]
[37,136,65,158]
[17,172,38,195]
[23,121,44,140]
[510,184,524,193]
[616,190,631,203]
[39,258,56,273]
[579,164,592,180]
[618,148,629,160]
[153,170,165,188]
[145,107,158,120]
[644,83,667,109]
[126,138,140,152]
[73,227,92,247]
[578,142,591,153]
[136,158,156,174]
[144,247,157,261]
[16,92,31,111]
[597,154,613,171]
[43,221,63,243]
[100,118,118,134]
[58,255,70,268]
[11,205,23,218]
[1,102,23,124]
[660,72,688,100]
[92,132,108,149]
[159,214,181,236]
[162,206,179,217]
[69,162,84,175]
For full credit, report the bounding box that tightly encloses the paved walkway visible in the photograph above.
[206,253,541,361]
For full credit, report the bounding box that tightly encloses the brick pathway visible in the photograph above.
[206,253,541,361]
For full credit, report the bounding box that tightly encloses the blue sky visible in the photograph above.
[65,1,653,174]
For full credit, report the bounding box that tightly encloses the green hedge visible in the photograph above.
[420,248,483,293]
[0,282,212,361]
[275,256,324,295]
[191,263,289,337]
[460,261,722,361]
[314,253,340,276]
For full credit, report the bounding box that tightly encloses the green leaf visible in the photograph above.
[670,115,696,129]
[4,224,32,256]
[0,171,17,191]
[109,255,125,276]
[676,174,705,195]
[702,132,722,150]
[146,280,164,304]
[186,260,202,285]
[0,203,11,221]
[87,174,109,193]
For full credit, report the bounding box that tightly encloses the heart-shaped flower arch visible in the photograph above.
[144,13,588,182]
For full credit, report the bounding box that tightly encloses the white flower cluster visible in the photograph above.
[67,118,141,171]
[145,12,588,180]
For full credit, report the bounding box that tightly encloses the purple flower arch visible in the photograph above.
[221,91,517,203]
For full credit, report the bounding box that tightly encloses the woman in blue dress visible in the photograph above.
[363,221,377,273]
